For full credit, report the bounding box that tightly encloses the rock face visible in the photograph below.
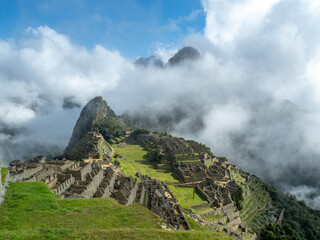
[67,96,116,150]
[135,56,164,68]
[167,46,200,66]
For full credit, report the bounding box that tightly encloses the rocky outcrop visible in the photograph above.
[135,56,164,68]
[67,96,116,150]
[167,47,200,66]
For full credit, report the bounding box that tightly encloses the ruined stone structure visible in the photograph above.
[67,162,92,181]
[207,157,231,183]
[52,174,75,195]
[175,162,207,182]
[197,178,236,215]
[9,163,43,182]
[93,167,116,198]
[113,175,139,205]
[64,163,104,198]
[0,161,9,205]
[137,174,191,230]
[130,133,233,184]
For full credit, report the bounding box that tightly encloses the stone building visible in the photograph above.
[113,175,139,205]
[138,174,191,230]
[197,178,236,215]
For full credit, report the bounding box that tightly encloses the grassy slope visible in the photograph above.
[113,144,179,182]
[0,182,232,240]
[1,167,8,183]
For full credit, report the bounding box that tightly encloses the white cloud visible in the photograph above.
[202,0,280,45]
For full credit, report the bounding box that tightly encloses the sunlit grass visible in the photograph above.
[113,144,179,182]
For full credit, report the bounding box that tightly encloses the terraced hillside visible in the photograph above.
[230,167,275,232]
[65,131,112,160]
[0,181,232,240]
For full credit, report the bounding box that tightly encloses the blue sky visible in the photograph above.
[0,0,205,58]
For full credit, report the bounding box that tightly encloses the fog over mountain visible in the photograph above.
[1,0,320,209]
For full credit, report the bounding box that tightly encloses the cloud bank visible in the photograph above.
[1,0,320,209]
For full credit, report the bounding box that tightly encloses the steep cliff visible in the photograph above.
[67,96,116,150]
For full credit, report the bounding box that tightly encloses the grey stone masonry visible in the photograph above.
[0,162,9,205]
[138,173,191,231]
[67,162,92,181]
[93,167,116,198]
[114,176,139,205]
[52,174,75,195]
[9,165,43,182]
[65,164,104,198]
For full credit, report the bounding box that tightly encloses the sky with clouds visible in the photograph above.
[1,0,320,209]
[0,0,205,58]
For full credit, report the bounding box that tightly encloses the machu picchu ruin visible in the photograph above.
[1,96,320,240]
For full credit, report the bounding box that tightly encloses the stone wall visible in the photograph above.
[0,162,9,205]
[81,168,104,198]
[115,177,139,205]
[52,174,75,195]
[9,165,43,182]
[68,162,92,181]
[94,167,116,198]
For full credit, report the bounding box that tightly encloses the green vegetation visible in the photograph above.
[260,223,290,240]
[202,215,223,222]
[147,149,163,163]
[168,185,207,210]
[94,116,130,141]
[114,159,121,166]
[132,128,150,135]
[113,144,179,182]
[1,167,8,183]
[263,185,320,240]
[175,153,199,161]
[232,187,244,210]
[185,216,213,233]
[0,182,232,240]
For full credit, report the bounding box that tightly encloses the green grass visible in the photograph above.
[1,167,8,183]
[202,215,223,222]
[0,182,232,240]
[185,216,212,233]
[0,228,233,240]
[113,144,179,182]
[168,185,208,210]
[197,207,215,215]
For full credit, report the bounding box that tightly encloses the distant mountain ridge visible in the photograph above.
[135,46,200,68]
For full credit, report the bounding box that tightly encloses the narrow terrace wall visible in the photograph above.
[81,169,104,198]
[52,175,75,195]
[0,162,9,205]
[9,165,43,182]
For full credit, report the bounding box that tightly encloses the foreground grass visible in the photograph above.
[1,167,8,183]
[113,144,179,182]
[0,182,232,240]
[1,229,233,240]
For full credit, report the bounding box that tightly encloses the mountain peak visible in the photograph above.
[167,46,200,66]
[67,96,115,150]
[135,56,164,68]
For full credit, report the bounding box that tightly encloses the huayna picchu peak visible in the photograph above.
[67,96,120,149]
[1,96,320,240]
